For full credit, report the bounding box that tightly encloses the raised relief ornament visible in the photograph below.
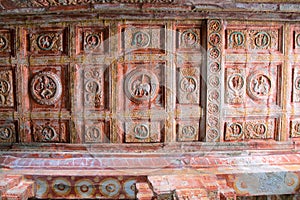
[131,31,150,48]
[227,72,245,104]
[0,35,8,51]
[30,71,62,105]
[84,69,103,109]
[124,68,159,103]
[0,70,14,107]
[41,126,57,141]
[247,72,271,100]
[0,125,14,141]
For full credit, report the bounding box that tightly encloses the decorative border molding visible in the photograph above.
[206,19,223,142]
[11,0,174,8]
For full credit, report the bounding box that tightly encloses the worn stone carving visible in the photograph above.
[247,72,271,100]
[30,71,62,105]
[226,28,280,51]
[177,27,201,50]
[0,69,14,108]
[124,68,159,104]
[292,67,300,102]
[234,172,299,196]
[177,65,200,104]
[84,68,104,109]
[125,121,161,143]
[206,19,222,142]
[77,27,107,54]
[134,124,149,139]
[32,120,68,142]
[13,0,174,8]
[228,31,246,49]
[41,126,57,141]
[290,121,300,138]
[225,119,275,141]
[0,30,13,56]
[226,68,246,104]
[84,121,107,143]
[29,29,66,55]
[294,30,300,50]
[0,124,15,142]
[131,31,150,48]
[123,26,165,53]
[0,35,8,51]
[177,123,199,142]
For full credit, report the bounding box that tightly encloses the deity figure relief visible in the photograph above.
[253,75,270,96]
[35,75,56,99]
[134,124,149,139]
[0,36,7,50]
[31,71,62,105]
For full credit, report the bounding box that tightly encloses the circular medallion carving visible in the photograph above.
[30,71,62,105]
[134,124,149,140]
[296,34,300,47]
[0,126,12,140]
[131,31,150,48]
[85,126,101,140]
[208,115,219,127]
[295,77,300,90]
[181,30,198,47]
[42,126,57,141]
[124,180,136,198]
[207,128,219,141]
[209,76,220,87]
[180,76,197,93]
[124,69,159,103]
[209,47,220,59]
[0,79,10,94]
[209,33,221,46]
[37,34,55,50]
[208,90,219,101]
[209,62,220,73]
[0,36,8,50]
[254,32,270,48]
[209,20,221,32]
[85,80,100,94]
[100,179,121,197]
[75,179,95,198]
[294,122,300,135]
[228,74,244,91]
[182,125,196,138]
[229,31,245,47]
[254,123,267,136]
[229,123,243,137]
[52,178,71,196]
[208,103,219,114]
[247,73,271,100]
[85,34,100,50]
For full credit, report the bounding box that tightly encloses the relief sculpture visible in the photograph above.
[225,120,275,141]
[84,68,103,109]
[0,124,15,142]
[124,68,159,104]
[178,66,200,104]
[32,120,68,143]
[226,28,280,51]
[247,72,271,100]
[206,19,222,142]
[29,29,65,55]
[0,70,14,108]
[0,30,12,56]
[125,121,161,143]
[30,71,62,105]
